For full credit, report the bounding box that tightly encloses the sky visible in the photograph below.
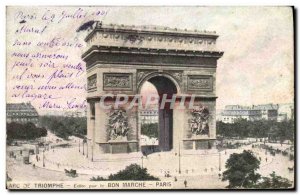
[110,7,294,109]
[6,6,294,114]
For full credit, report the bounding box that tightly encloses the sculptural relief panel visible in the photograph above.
[87,74,97,91]
[137,70,155,85]
[189,107,210,136]
[107,109,130,141]
[103,73,133,91]
[187,75,213,91]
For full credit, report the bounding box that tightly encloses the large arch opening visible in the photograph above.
[139,75,178,153]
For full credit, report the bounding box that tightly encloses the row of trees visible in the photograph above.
[7,122,47,141]
[217,119,294,142]
[39,116,87,140]
[222,150,293,189]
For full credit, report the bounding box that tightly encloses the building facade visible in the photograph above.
[220,105,261,123]
[220,104,279,123]
[253,104,279,121]
[6,103,39,124]
[278,103,294,121]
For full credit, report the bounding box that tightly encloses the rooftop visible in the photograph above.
[82,21,224,65]
[7,102,38,114]
[224,104,279,111]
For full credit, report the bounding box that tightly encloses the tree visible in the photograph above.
[39,116,87,139]
[216,119,294,142]
[222,150,261,188]
[141,123,158,138]
[90,164,159,181]
[254,172,293,189]
[7,122,47,141]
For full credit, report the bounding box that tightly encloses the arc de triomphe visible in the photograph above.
[82,22,223,158]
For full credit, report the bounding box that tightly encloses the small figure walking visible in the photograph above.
[184,180,187,188]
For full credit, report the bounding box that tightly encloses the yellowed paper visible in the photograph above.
[6,6,294,190]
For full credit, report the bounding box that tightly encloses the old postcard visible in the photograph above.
[6,6,295,190]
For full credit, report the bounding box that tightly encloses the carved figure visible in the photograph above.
[190,107,209,135]
[107,110,130,140]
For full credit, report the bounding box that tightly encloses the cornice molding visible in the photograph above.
[82,45,224,61]
[85,22,219,42]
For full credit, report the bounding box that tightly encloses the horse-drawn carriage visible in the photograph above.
[64,169,78,177]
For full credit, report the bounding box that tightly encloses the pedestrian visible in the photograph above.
[265,157,268,162]
[184,180,187,188]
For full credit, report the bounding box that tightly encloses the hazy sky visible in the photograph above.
[110,7,294,109]
[6,6,294,113]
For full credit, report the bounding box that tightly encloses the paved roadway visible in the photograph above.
[6,140,294,189]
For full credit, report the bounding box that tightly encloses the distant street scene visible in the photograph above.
[6,102,294,189]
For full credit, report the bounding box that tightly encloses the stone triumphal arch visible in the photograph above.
[82,22,223,158]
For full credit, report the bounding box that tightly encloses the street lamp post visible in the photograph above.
[219,152,221,171]
[141,156,144,169]
[79,140,80,152]
[91,144,94,162]
[43,150,45,167]
[86,141,88,158]
[82,140,85,155]
[178,141,181,174]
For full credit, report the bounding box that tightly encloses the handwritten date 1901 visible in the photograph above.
[15,8,108,24]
